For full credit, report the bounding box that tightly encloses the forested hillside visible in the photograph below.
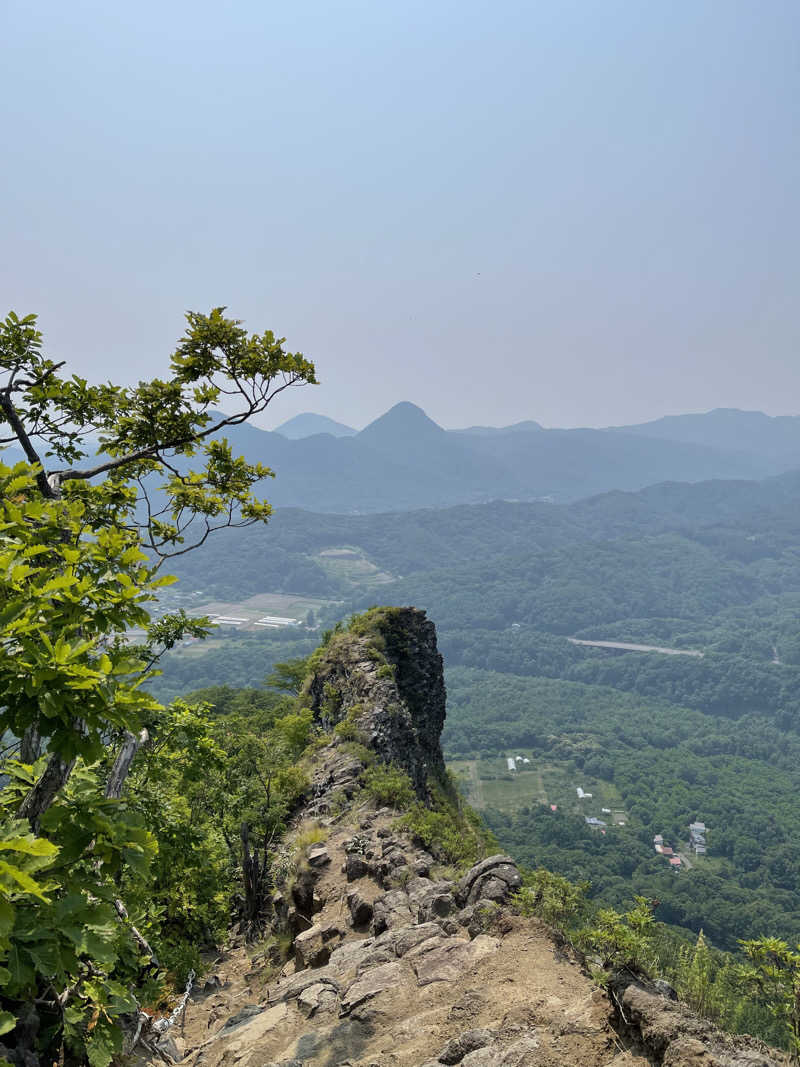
[154,470,800,950]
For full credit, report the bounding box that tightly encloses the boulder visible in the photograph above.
[221,1004,263,1029]
[346,887,374,926]
[409,934,500,986]
[457,901,501,938]
[458,1036,539,1067]
[294,923,343,969]
[371,889,414,934]
[391,922,443,958]
[438,1027,495,1064]
[345,853,370,881]
[327,938,377,976]
[294,926,328,969]
[405,875,436,909]
[306,843,330,868]
[418,888,455,924]
[340,960,404,1014]
[413,853,433,878]
[270,967,340,1004]
[456,856,521,907]
[296,981,339,1018]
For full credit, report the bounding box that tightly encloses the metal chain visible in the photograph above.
[152,969,196,1034]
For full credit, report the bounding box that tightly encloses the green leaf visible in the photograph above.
[0,860,49,900]
[0,1012,16,1037]
[0,898,14,939]
[0,835,58,858]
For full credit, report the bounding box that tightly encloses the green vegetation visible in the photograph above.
[445,667,800,950]
[512,871,794,1053]
[363,764,416,809]
[400,776,495,869]
[6,307,799,1059]
[0,308,316,1065]
[738,937,800,1061]
[155,472,800,972]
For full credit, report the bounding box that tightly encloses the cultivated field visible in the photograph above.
[449,753,627,823]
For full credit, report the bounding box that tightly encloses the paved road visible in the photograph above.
[568,638,704,658]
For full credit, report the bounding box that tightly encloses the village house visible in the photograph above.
[689,821,707,855]
[585,816,607,829]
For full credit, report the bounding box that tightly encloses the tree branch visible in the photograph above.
[57,402,261,482]
[0,391,55,498]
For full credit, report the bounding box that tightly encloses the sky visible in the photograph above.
[2,0,798,430]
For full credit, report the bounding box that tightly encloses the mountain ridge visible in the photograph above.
[208,404,799,512]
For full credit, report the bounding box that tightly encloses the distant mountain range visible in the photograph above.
[217,402,800,512]
[7,402,799,513]
[613,408,800,460]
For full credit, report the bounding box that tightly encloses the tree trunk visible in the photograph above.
[17,752,76,832]
[113,897,159,967]
[105,729,148,799]
[240,822,270,936]
[20,723,41,764]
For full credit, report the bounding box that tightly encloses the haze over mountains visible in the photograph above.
[253,403,800,512]
[274,412,356,438]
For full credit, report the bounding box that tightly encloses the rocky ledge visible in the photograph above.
[144,807,785,1067]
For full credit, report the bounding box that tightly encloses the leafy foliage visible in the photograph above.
[737,938,800,1062]
[514,868,588,928]
[362,764,415,810]
[578,896,660,974]
[0,307,317,1064]
[0,308,316,558]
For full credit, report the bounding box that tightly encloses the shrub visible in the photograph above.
[363,764,415,809]
[515,868,589,928]
[577,895,659,974]
[294,823,328,851]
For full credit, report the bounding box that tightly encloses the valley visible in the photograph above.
[153,469,800,952]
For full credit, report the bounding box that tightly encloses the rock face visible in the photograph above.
[306,607,446,798]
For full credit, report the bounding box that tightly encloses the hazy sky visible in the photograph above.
[2,1,798,430]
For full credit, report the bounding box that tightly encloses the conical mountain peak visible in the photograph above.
[358,401,445,442]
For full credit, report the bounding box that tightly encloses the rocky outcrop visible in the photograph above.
[159,814,638,1066]
[305,607,446,798]
[456,856,522,907]
[608,976,787,1066]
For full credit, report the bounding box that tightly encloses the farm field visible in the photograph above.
[153,590,339,633]
[448,753,627,824]
[314,546,395,589]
